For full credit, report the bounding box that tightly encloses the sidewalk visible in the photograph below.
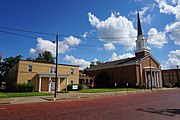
[0,90,149,104]
[0,88,177,104]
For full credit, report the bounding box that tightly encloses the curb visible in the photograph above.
[0,98,17,104]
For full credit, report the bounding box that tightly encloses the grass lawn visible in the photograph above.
[79,88,141,93]
[0,92,52,98]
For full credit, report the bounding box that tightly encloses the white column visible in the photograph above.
[66,78,68,91]
[152,71,155,87]
[154,72,156,87]
[144,70,147,88]
[39,77,42,92]
[159,71,163,87]
[58,77,60,92]
[48,77,51,92]
[156,72,159,87]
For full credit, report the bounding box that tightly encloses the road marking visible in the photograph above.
[0,108,6,110]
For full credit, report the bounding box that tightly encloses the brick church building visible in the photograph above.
[86,13,162,88]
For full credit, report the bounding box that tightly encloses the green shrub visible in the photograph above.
[7,83,34,92]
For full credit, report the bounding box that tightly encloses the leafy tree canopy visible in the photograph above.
[35,51,55,64]
[26,51,55,64]
[0,55,22,82]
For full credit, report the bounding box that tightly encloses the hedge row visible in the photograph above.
[6,83,34,92]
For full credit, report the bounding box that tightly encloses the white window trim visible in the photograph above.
[70,68,74,74]
[28,65,32,72]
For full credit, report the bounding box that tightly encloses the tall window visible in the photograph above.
[70,68,74,74]
[50,67,56,73]
[54,67,56,73]
[28,65,32,72]
[86,79,89,84]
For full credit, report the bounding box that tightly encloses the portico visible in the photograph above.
[144,68,162,88]
[37,73,68,92]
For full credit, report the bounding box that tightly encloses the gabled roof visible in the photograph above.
[86,54,160,71]
[86,56,143,71]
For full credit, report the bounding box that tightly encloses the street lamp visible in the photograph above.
[149,59,152,91]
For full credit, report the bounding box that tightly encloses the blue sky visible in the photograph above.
[0,0,180,69]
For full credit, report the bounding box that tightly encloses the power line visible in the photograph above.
[1,26,180,40]
[73,46,110,56]
[0,29,37,39]
[0,28,177,48]
[0,26,55,36]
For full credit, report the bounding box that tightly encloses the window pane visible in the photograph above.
[71,69,74,74]
[28,65,32,72]
[54,67,56,73]
[50,67,53,73]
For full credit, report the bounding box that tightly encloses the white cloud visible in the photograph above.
[30,38,56,56]
[171,0,178,4]
[139,6,149,16]
[141,14,153,24]
[64,55,91,70]
[162,49,180,69]
[81,32,88,38]
[155,0,180,45]
[147,28,167,48]
[155,0,180,20]
[30,36,80,57]
[63,36,81,46]
[130,4,155,24]
[58,42,69,54]
[165,21,180,45]
[104,43,115,50]
[92,58,99,62]
[109,52,135,61]
[88,12,137,51]
[91,58,100,65]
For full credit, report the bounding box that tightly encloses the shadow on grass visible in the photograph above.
[136,108,180,117]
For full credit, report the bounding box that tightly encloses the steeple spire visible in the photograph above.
[137,12,143,36]
[135,11,149,58]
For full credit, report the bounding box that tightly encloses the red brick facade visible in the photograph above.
[86,55,162,88]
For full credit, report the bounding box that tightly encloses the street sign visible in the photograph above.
[72,85,78,90]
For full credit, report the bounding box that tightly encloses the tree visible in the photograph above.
[90,61,102,67]
[26,57,34,61]
[0,55,22,83]
[35,51,55,64]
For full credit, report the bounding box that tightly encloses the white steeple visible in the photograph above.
[135,12,149,57]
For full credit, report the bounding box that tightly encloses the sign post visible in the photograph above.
[114,83,117,94]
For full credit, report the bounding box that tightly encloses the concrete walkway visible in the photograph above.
[0,88,177,104]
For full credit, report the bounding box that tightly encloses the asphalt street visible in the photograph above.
[0,90,180,120]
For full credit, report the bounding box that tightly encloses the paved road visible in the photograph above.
[0,90,180,120]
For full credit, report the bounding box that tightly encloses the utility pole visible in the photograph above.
[54,34,58,98]
[149,59,152,91]
[177,65,179,88]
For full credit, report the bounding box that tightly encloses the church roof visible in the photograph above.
[86,56,144,71]
[86,54,160,71]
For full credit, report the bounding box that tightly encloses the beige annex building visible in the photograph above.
[8,60,79,92]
